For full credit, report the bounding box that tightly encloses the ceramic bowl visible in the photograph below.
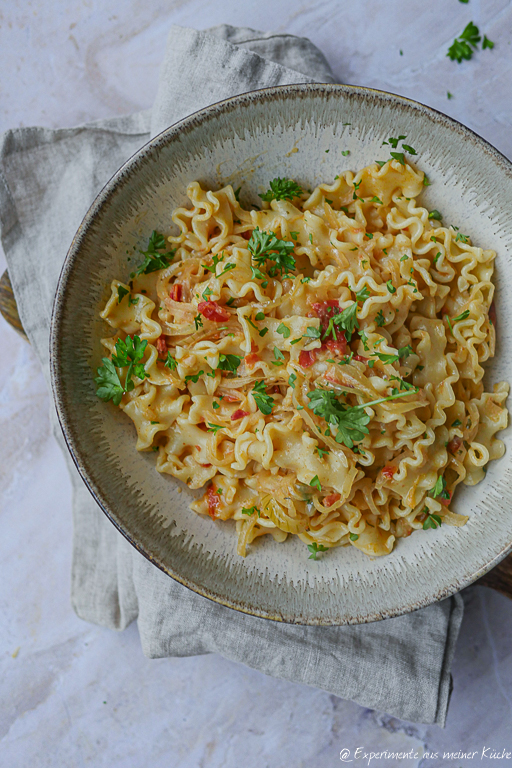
[50,83,512,625]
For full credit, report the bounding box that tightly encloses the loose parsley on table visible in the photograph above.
[447,21,493,63]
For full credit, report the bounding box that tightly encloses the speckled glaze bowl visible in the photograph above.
[50,84,512,625]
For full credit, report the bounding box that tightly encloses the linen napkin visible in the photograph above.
[0,23,463,726]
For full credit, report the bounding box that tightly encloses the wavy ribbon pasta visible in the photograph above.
[97,159,509,558]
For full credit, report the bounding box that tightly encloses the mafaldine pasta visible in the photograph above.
[95,154,509,558]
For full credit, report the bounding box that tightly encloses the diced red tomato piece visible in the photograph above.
[156,336,167,356]
[169,283,182,302]
[323,492,341,507]
[353,354,368,363]
[231,409,249,421]
[244,353,260,367]
[448,436,463,454]
[381,465,397,481]
[241,231,252,240]
[325,337,349,356]
[489,301,497,329]
[198,300,230,322]
[440,490,452,507]
[206,485,221,519]
[299,350,316,368]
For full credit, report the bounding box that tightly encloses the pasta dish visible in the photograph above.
[95,142,508,559]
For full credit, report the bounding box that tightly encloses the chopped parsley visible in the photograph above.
[288,372,297,389]
[290,231,299,240]
[271,347,285,366]
[323,302,359,342]
[483,35,495,50]
[194,314,203,331]
[134,231,175,275]
[342,150,350,156]
[185,371,204,384]
[252,380,275,415]
[355,286,370,301]
[242,506,260,517]
[248,227,296,277]
[260,178,303,202]
[164,352,177,371]
[429,475,451,501]
[310,475,322,492]
[452,419,462,427]
[117,286,129,304]
[453,309,470,323]
[255,312,265,321]
[386,280,396,294]
[217,354,241,373]
[316,447,329,459]
[422,510,442,530]
[307,542,328,560]
[305,326,322,340]
[277,322,291,338]
[349,533,359,542]
[428,210,443,221]
[376,310,386,327]
[207,423,224,435]
[373,344,413,365]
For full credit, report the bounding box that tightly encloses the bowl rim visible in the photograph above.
[50,81,512,625]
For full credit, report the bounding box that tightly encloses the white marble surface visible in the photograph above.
[2,1,512,765]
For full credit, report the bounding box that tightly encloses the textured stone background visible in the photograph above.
[1,1,512,765]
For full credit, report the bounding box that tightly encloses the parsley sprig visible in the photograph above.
[307,387,417,449]
[248,227,296,277]
[217,354,242,373]
[260,178,303,202]
[95,335,148,405]
[252,380,275,415]
[134,231,175,276]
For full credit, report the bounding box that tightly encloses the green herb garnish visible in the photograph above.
[252,380,275,415]
[307,542,328,560]
[260,178,303,202]
[248,227,296,277]
[135,231,175,275]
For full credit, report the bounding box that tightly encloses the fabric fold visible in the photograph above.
[0,22,463,726]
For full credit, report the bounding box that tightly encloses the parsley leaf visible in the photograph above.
[248,227,296,277]
[185,371,204,384]
[95,358,124,405]
[310,475,322,492]
[194,314,203,331]
[390,152,405,165]
[373,344,413,365]
[307,542,328,560]
[453,309,470,323]
[316,446,329,459]
[277,322,291,338]
[111,335,148,390]
[260,178,303,202]
[447,21,481,63]
[117,286,129,304]
[355,286,370,302]
[422,510,442,530]
[428,210,443,221]
[429,475,451,500]
[252,380,275,415]
[164,352,177,371]
[376,310,386,327]
[386,280,396,294]
[288,372,297,389]
[242,506,260,517]
[217,354,241,373]
[271,347,285,366]
[323,302,359,342]
[135,231,175,275]
[482,35,495,50]
[305,326,322,339]
[207,423,224,435]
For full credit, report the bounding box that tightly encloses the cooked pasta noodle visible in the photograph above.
[96,158,509,558]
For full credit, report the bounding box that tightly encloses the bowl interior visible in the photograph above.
[51,84,512,624]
